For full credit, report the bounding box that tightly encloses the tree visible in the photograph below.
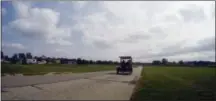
[77,58,82,64]
[37,56,42,61]
[26,52,33,59]
[178,60,184,65]
[162,58,168,65]
[96,60,102,64]
[1,51,4,59]
[152,60,161,65]
[18,53,27,64]
[18,53,26,60]
[51,58,56,64]
[4,55,9,61]
[11,53,18,64]
[172,61,176,65]
[89,60,93,64]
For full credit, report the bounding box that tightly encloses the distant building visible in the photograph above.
[66,59,77,64]
[55,59,61,64]
[1,59,10,63]
[26,58,37,64]
[67,60,76,64]
[38,60,47,64]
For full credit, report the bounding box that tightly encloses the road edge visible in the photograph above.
[129,66,144,101]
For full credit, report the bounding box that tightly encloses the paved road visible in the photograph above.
[2,66,143,100]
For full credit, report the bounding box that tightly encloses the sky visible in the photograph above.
[1,1,215,62]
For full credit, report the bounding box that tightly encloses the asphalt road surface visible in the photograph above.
[2,66,143,100]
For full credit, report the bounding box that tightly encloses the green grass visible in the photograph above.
[131,66,216,101]
[1,64,116,76]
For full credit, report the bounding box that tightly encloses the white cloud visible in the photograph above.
[72,1,88,10]
[2,1,215,62]
[8,1,72,46]
[2,43,25,50]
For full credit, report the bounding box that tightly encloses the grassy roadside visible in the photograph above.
[1,64,116,76]
[131,66,216,101]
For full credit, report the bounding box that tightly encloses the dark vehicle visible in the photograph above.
[116,56,133,75]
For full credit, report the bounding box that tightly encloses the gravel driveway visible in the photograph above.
[2,66,143,100]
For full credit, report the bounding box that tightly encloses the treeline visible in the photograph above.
[1,52,119,65]
[1,51,215,67]
[151,58,216,67]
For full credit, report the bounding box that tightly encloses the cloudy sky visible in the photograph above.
[1,1,215,62]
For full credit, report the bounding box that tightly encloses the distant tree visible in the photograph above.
[46,57,51,64]
[108,60,113,64]
[113,61,119,64]
[18,53,26,60]
[172,61,176,65]
[1,51,4,59]
[26,52,33,59]
[77,58,82,64]
[81,59,88,64]
[18,53,27,64]
[162,58,168,65]
[37,56,42,61]
[152,60,161,65]
[11,53,19,64]
[89,60,93,64]
[96,60,102,64]
[85,59,89,64]
[178,60,184,65]
[51,58,56,64]
[4,55,9,61]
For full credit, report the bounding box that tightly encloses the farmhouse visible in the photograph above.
[38,60,47,64]
[26,58,37,64]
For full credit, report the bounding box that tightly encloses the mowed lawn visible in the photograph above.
[2,64,116,76]
[131,66,216,101]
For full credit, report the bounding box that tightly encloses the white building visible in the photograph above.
[38,60,47,64]
[26,59,37,64]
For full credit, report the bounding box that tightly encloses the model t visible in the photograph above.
[116,56,133,75]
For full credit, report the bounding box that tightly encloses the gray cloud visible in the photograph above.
[2,43,25,50]
[148,26,168,38]
[118,31,150,43]
[196,36,215,52]
[2,42,26,57]
[92,39,113,49]
[148,26,164,34]
[163,15,180,22]
[179,4,206,23]
[136,36,215,60]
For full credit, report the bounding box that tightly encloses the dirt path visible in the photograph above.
[2,66,143,100]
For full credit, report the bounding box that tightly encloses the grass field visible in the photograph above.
[1,64,116,76]
[131,66,216,101]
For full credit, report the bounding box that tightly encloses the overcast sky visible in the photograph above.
[1,1,215,62]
